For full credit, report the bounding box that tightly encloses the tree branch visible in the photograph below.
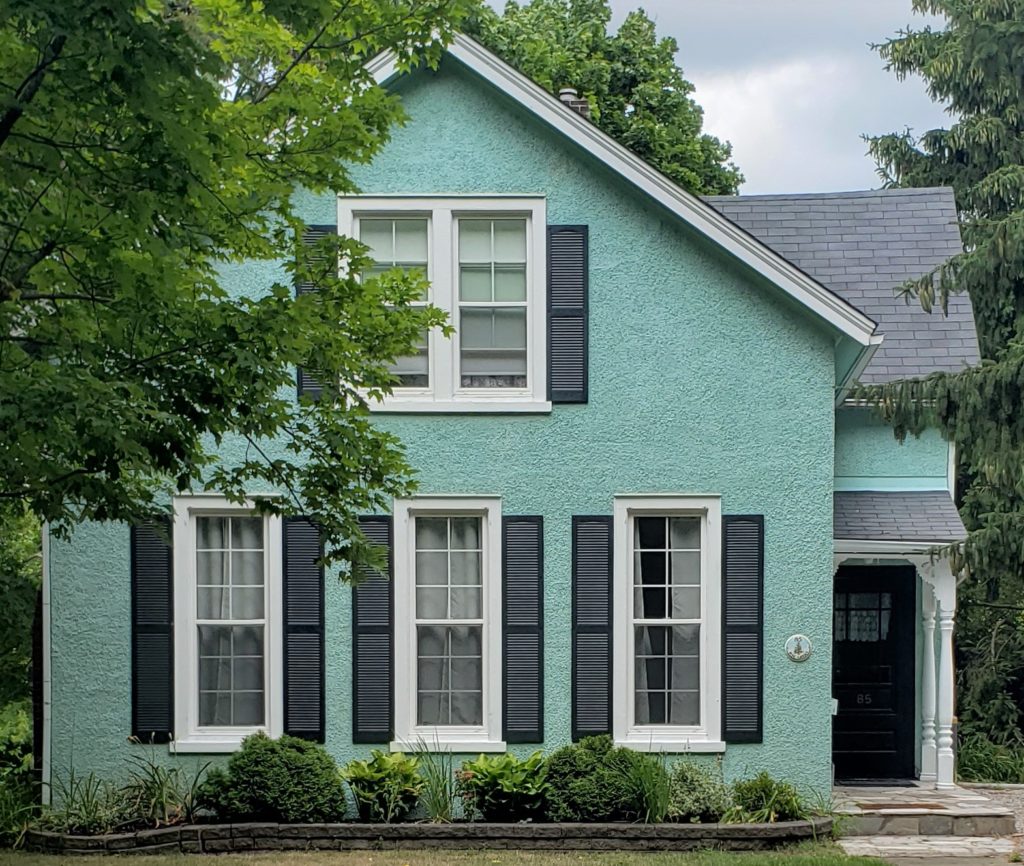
[0,33,67,150]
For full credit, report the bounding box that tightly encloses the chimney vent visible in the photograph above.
[558,86,591,120]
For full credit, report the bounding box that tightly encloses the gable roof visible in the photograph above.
[706,189,979,384]
[369,35,880,355]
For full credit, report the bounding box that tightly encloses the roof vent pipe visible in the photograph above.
[558,86,591,120]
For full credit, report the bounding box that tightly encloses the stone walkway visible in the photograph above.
[838,834,1017,859]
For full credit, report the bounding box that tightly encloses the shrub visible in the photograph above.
[958,733,1024,783]
[544,735,665,823]
[0,702,33,791]
[0,780,35,847]
[456,752,548,822]
[725,771,807,823]
[199,733,346,823]
[667,759,732,823]
[342,750,422,823]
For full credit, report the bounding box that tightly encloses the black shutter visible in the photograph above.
[547,225,589,403]
[722,515,764,744]
[502,516,544,743]
[283,518,325,741]
[296,224,337,400]
[571,515,612,739]
[352,516,393,743]
[131,518,174,743]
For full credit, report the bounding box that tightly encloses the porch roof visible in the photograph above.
[834,491,967,543]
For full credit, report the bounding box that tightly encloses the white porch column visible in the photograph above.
[936,588,956,789]
[916,556,957,790]
[920,582,937,782]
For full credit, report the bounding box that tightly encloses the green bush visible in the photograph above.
[958,733,1024,783]
[199,733,346,823]
[0,701,33,790]
[544,735,666,823]
[123,751,208,826]
[725,771,807,823]
[456,752,548,822]
[342,750,422,823]
[667,759,732,823]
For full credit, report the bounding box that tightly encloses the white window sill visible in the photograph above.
[614,736,726,754]
[390,740,507,754]
[371,399,551,414]
[169,735,260,754]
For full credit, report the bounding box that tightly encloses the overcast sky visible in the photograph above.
[485,1,952,195]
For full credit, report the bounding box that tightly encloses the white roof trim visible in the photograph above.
[369,34,879,346]
[835,539,954,555]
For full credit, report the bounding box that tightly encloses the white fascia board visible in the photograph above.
[835,539,954,555]
[367,35,879,347]
[835,333,884,406]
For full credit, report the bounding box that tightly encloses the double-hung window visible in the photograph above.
[612,495,723,751]
[172,497,282,751]
[392,497,504,751]
[340,197,548,412]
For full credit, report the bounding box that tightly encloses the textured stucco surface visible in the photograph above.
[50,59,840,793]
[835,407,949,490]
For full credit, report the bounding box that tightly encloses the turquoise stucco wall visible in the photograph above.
[49,58,841,793]
[835,407,949,492]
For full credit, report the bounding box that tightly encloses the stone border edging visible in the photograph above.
[25,816,833,854]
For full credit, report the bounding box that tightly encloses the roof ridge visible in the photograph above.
[705,187,954,203]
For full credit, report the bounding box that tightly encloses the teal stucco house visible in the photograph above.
[41,35,979,796]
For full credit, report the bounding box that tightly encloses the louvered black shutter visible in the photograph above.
[296,224,337,400]
[352,516,393,743]
[571,516,612,739]
[547,225,588,403]
[131,518,174,743]
[502,516,544,743]
[722,515,764,744]
[283,518,325,741]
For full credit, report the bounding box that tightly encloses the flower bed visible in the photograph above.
[25,816,834,855]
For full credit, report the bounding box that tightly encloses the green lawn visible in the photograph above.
[0,845,886,866]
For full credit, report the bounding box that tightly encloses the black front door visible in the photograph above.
[832,566,916,781]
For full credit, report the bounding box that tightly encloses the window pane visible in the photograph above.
[493,265,526,301]
[232,517,263,549]
[451,692,483,725]
[670,552,701,586]
[394,219,428,262]
[450,517,480,550]
[493,309,527,348]
[416,625,483,726]
[418,657,445,691]
[670,586,701,619]
[360,219,393,261]
[635,517,666,549]
[416,587,448,619]
[634,624,700,727]
[460,265,492,302]
[636,551,667,587]
[415,552,448,586]
[232,587,264,619]
[232,551,264,586]
[635,587,667,620]
[451,657,481,690]
[198,625,265,727]
[460,309,492,349]
[416,518,448,550]
[450,586,482,618]
[196,517,227,550]
[460,309,528,381]
[450,552,481,586]
[670,518,700,549]
[493,219,526,261]
[459,219,492,261]
[197,552,228,586]
[198,587,229,620]
[418,692,447,726]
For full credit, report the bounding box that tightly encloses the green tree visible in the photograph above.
[466,0,743,195]
[0,0,470,566]
[0,508,39,707]
[865,0,1024,742]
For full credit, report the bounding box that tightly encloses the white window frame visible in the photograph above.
[339,196,550,413]
[391,496,505,752]
[171,496,283,753]
[612,494,724,752]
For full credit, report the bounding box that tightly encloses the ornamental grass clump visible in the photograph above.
[456,752,548,822]
[199,732,347,823]
[725,771,808,823]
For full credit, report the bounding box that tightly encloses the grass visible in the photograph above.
[0,844,887,866]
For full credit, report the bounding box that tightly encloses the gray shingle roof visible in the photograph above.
[705,188,979,383]
[834,491,967,542]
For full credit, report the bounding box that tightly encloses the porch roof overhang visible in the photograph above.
[833,490,967,549]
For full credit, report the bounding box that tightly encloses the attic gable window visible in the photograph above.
[340,196,549,413]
